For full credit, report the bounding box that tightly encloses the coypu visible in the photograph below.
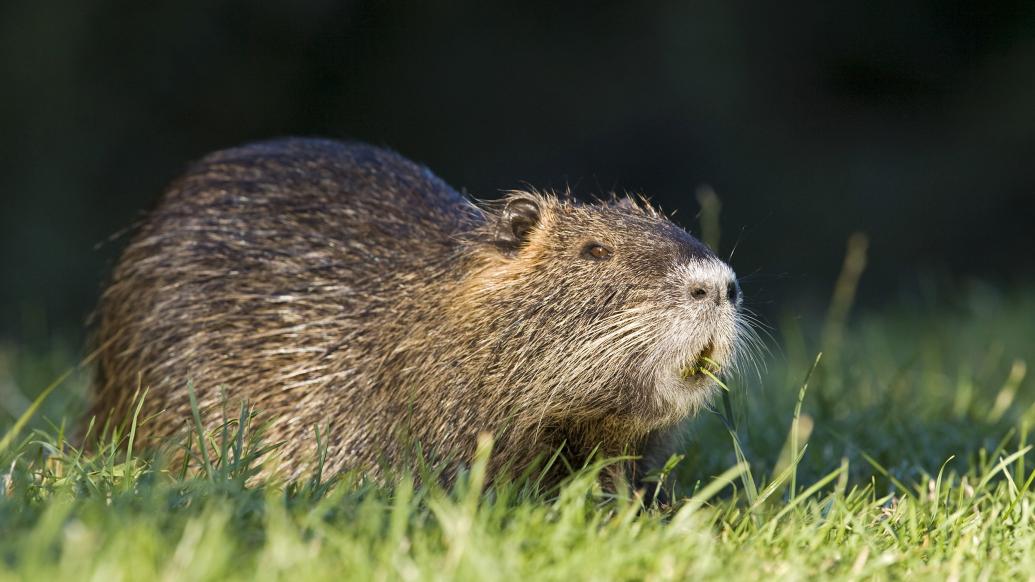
[89,138,745,493]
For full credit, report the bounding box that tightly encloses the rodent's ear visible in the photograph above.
[494,194,541,253]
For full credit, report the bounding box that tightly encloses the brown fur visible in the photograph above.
[88,138,744,491]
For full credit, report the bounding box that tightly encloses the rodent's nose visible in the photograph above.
[726,280,740,304]
[689,278,741,306]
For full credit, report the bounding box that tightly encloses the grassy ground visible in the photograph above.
[1,283,1034,581]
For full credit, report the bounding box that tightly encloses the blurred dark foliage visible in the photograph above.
[2,0,1034,344]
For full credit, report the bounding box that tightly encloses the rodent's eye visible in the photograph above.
[581,243,612,261]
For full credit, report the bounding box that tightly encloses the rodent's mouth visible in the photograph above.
[678,340,721,380]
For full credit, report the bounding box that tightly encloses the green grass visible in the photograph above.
[1,284,1034,580]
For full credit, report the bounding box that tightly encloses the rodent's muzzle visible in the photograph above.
[660,258,742,391]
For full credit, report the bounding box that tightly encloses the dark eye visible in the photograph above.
[581,243,612,261]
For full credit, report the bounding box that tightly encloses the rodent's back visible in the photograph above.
[90,139,479,468]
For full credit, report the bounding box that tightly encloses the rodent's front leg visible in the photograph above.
[631,425,687,507]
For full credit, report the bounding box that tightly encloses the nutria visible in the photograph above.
[89,138,745,493]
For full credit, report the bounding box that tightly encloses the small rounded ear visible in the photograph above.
[494,195,541,253]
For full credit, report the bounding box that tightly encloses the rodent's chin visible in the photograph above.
[649,370,720,425]
[643,334,735,424]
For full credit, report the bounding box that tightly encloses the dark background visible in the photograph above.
[3,0,1034,345]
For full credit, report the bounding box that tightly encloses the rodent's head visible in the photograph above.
[460,191,747,435]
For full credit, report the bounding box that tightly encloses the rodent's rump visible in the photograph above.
[89,138,744,491]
